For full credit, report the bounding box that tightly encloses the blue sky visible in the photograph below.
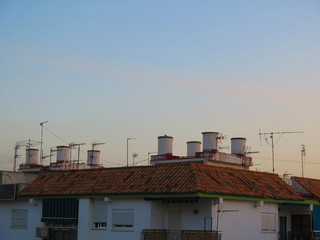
[0,0,319,177]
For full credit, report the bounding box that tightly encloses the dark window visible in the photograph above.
[42,199,79,223]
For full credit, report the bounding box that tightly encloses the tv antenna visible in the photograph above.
[13,140,41,171]
[258,129,303,173]
[244,146,259,156]
[70,143,86,168]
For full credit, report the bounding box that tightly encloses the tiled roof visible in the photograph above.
[294,176,320,199]
[19,163,303,200]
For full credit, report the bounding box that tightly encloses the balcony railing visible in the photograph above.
[141,229,222,240]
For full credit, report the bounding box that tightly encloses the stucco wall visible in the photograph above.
[0,171,39,185]
[78,198,152,240]
[0,200,43,240]
[214,199,278,240]
[150,198,213,230]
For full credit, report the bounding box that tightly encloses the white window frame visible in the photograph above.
[11,209,28,229]
[261,212,276,233]
[112,209,134,231]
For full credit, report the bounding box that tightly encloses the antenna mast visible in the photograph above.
[301,144,306,178]
[40,121,48,165]
[258,130,303,173]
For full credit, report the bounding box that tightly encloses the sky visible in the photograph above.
[0,0,319,178]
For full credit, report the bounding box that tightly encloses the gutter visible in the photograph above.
[18,192,319,205]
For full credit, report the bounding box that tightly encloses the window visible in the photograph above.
[11,209,28,229]
[261,212,276,233]
[112,209,134,230]
[42,198,78,223]
[92,201,107,229]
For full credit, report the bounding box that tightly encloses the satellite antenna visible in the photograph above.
[258,130,304,173]
[217,133,227,151]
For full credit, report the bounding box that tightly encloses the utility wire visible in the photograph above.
[255,156,320,165]
[43,126,120,166]
[43,126,69,145]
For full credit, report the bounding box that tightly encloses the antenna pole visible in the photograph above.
[271,132,275,174]
[40,121,48,165]
[127,138,136,167]
[13,144,19,172]
[78,145,81,167]
[49,147,52,165]
[301,144,306,178]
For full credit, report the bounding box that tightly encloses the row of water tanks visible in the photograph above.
[25,146,101,166]
[158,132,247,156]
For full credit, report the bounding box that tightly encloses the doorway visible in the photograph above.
[168,210,181,230]
[279,216,287,240]
[291,214,312,240]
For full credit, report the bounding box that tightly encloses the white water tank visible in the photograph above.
[26,149,39,165]
[87,150,100,165]
[202,132,219,151]
[56,146,70,162]
[158,135,173,155]
[187,141,201,157]
[231,137,246,155]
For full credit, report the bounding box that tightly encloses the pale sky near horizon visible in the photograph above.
[0,0,320,178]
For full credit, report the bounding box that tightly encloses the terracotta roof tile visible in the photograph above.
[19,163,302,200]
[294,176,320,199]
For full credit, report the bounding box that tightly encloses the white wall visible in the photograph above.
[78,198,152,240]
[214,199,278,240]
[0,200,43,240]
[150,198,213,230]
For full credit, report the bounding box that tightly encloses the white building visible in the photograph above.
[4,162,310,240]
[2,132,319,240]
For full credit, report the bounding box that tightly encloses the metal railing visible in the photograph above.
[141,229,222,240]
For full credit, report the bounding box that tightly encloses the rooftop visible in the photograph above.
[19,163,303,201]
[294,176,320,199]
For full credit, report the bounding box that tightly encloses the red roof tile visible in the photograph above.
[294,176,320,199]
[19,163,302,200]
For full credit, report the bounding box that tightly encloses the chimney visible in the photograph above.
[187,141,201,157]
[87,150,101,166]
[231,137,246,155]
[158,135,173,155]
[202,132,219,151]
[56,146,70,163]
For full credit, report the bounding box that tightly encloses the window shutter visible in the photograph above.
[261,212,276,232]
[112,209,134,226]
[11,209,28,228]
[93,201,107,223]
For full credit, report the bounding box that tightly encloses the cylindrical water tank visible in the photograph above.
[187,141,201,157]
[56,146,70,162]
[26,149,39,165]
[87,150,100,165]
[202,132,219,151]
[231,137,246,155]
[158,135,173,155]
